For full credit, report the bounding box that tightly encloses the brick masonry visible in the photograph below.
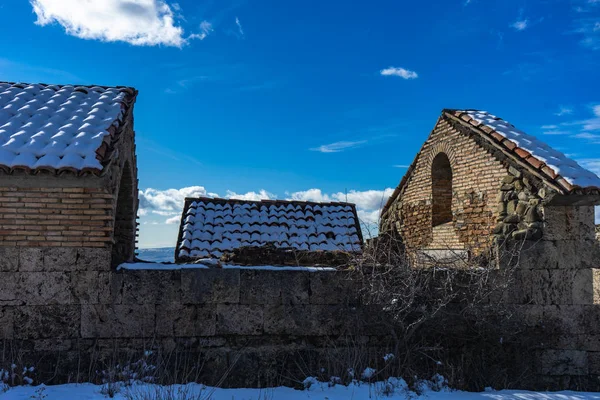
[0,187,114,247]
[0,113,139,266]
[381,116,508,255]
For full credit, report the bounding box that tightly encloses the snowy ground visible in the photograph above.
[2,380,600,400]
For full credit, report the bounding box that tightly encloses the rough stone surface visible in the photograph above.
[14,305,80,339]
[181,269,240,304]
[81,304,155,338]
[0,247,19,271]
[0,306,14,338]
[216,304,264,335]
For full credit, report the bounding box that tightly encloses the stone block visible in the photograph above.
[515,240,600,270]
[77,248,111,271]
[181,269,240,304]
[546,270,577,305]
[81,304,155,338]
[14,305,80,339]
[263,304,311,335]
[540,349,588,376]
[98,271,124,304]
[0,247,19,272]
[71,271,99,304]
[0,306,14,338]
[43,248,78,271]
[575,335,600,352]
[543,206,596,241]
[263,304,354,336]
[19,272,72,305]
[156,303,216,337]
[589,352,600,375]
[239,270,281,304]
[0,272,21,306]
[216,304,263,335]
[239,270,309,305]
[310,271,357,305]
[120,270,181,305]
[573,269,600,305]
[34,339,74,352]
[19,248,44,272]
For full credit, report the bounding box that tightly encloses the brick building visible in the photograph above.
[380,109,600,262]
[0,82,139,266]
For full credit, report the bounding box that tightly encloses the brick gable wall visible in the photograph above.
[381,116,509,255]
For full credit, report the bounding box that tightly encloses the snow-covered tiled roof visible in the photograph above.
[176,197,363,262]
[453,110,600,192]
[0,82,137,174]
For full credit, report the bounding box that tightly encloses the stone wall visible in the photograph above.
[381,116,509,255]
[498,233,600,390]
[0,248,389,387]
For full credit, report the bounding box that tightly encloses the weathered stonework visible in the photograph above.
[381,116,508,256]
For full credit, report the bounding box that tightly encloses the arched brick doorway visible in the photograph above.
[112,161,136,267]
[431,152,453,227]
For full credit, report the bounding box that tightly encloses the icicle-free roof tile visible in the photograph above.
[176,197,363,262]
[0,82,137,175]
[453,109,600,192]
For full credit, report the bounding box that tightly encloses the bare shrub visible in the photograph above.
[349,230,529,390]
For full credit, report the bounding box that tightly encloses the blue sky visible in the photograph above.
[0,0,599,247]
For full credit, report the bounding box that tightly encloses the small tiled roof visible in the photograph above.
[0,82,137,175]
[452,110,600,192]
[176,197,363,262]
[382,109,600,216]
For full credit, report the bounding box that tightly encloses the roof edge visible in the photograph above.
[184,196,359,208]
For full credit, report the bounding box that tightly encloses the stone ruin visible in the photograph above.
[0,83,600,390]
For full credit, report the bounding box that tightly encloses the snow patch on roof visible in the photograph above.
[0,82,129,171]
[463,110,600,189]
[177,199,363,260]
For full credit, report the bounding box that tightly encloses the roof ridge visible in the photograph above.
[0,81,137,92]
[184,196,357,207]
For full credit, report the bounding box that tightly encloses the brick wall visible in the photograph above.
[382,116,508,255]
[0,187,113,247]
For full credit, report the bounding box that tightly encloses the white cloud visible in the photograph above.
[165,216,180,224]
[137,186,394,242]
[393,164,410,168]
[189,20,213,40]
[30,0,202,47]
[593,104,600,117]
[511,19,529,31]
[139,186,212,217]
[225,190,274,201]
[542,130,571,135]
[288,188,394,217]
[310,140,367,153]
[541,124,558,129]
[235,17,244,38]
[380,67,418,79]
[555,106,574,116]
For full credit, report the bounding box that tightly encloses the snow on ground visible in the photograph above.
[2,381,600,400]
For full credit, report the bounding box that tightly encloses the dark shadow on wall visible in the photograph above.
[432,152,453,227]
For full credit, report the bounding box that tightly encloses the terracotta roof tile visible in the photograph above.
[176,197,363,263]
[454,110,600,192]
[0,81,137,176]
